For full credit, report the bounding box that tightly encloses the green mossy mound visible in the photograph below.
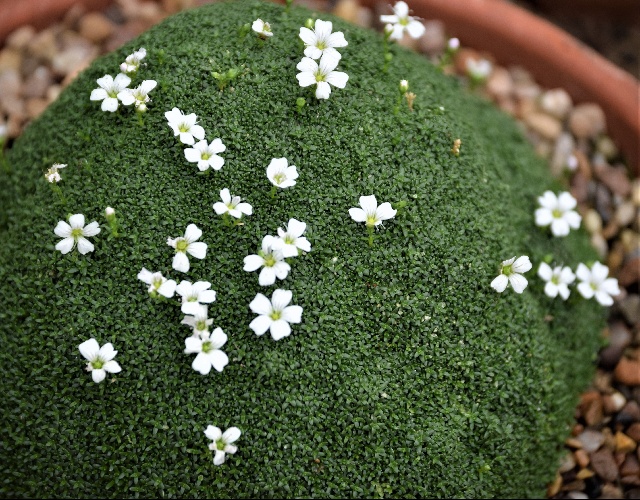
[0,1,603,497]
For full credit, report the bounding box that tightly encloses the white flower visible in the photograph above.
[184,327,228,375]
[165,107,206,145]
[349,195,397,227]
[213,188,253,219]
[54,214,101,255]
[299,19,348,60]
[466,58,493,80]
[105,206,115,217]
[266,157,298,188]
[537,262,575,300]
[176,280,217,315]
[78,338,122,383]
[576,262,620,306]
[44,163,66,183]
[182,305,214,337]
[120,48,146,74]
[137,268,177,298]
[167,223,207,273]
[490,256,532,294]
[535,191,582,237]
[380,1,425,40]
[296,53,348,100]
[204,426,241,466]
[447,37,460,50]
[243,235,290,286]
[90,73,131,112]
[184,139,226,172]
[249,289,303,341]
[119,80,157,112]
[272,218,311,258]
[252,19,273,38]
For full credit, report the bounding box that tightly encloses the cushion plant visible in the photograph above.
[0,0,605,497]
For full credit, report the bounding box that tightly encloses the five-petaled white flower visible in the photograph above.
[249,289,303,340]
[204,425,241,466]
[44,163,67,183]
[184,327,228,375]
[252,19,273,38]
[576,262,620,306]
[120,47,146,74]
[272,218,311,258]
[466,58,493,80]
[491,256,532,294]
[243,235,291,286]
[137,268,177,298]
[537,262,575,300]
[182,305,214,337]
[119,80,157,112]
[535,190,581,237]
[167,223,207,273]
[299,19,348,60]
[54,214,101,255]
[176,280,217,315]
[213,188,253,219]
[296,53,348,100]
[380,1,425,40]
[78,338,122,383]
[266,157,298,189]
[165,107,206,145]
[349,195,397,227]
[90,73,131,112]
[184,139,226,172]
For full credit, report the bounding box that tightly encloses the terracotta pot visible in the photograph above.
[0,0,112,41]
[363,0,640,175]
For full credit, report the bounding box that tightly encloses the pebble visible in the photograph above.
[590,233,609,259]
[0,68,22,97]
[485,67,513,99]
[609,321,633,347]
[524,112,562,141]
[23,66,53,99]
[619,295,640,325]
[599,344,625,370]
[569,103,607,139]
[627,423,640,442]
[597,136,619,160]
[615,431,638,454]
[600,484,625,499]
[418,20,446,55]
[571,172,590,205]
[615,201,637,227]
[595,183,613,223]
[632,179,640,206]
[577,429,605,453]
[566,492,589,499]
[25,98,49,119]
[583,209,603,235]
[539,88,573,119]
[51,45,98,78]
[550,132,575,176]
[590,447,619,482]
[615,358,640,386]
[618,257,640,288]
[603,391,628,414]
[78,12,115,43]
[574,448,591,468]
[0,49,22,72]
[559,452,577,473]
[594,162,632,198]
[6,25,37,51]
[27,28,59,62]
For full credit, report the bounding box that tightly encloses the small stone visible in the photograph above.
[25,98,49,119]
[539,88,573,119]
[620,295,640,325]
[615,358,640,386]
[571,172,590,204]
[584,396,605,426]
[562,480,585,492]
[575,448,591,468]
[6,114,25,139]
[599,345,625,370]
[46,84,62,103]
[590,448,619,482]
[0,93,25,117]
[569,103,607,139]
[601,221,620,241]
[550,132,575,176]
[23,66,53,99]
[547,473,562,497]
[0,68,22,97]
[615,431,637,454]
[632,179,640,207]
[0,48,22,72]
[162,0,195,14]
[104,20,149,52]
[514,81,541,101]
[593,369,613,393]
[600,484,624,499]
[627,423,640,443]
[618,258,640,289]
[524,112,562,141]
[590,233,608,260]
[583,209,603,234]
[576,467,594,480]
[560,452,577,473]
[566,437,584,449]
[417,20,445,55]
[603,391,628,414]
[486,67,513,99]
[593,162,631,198]
[573,423,585,436]
[577,430,606,453]
[597,136,619,160]
[6,25,37,50]
[27,28,59,61]
[621,401,640,422]
[78,12,115,43]
[609,322,633,348]
[608,241,625,276]
[509,65,534,84]
[595,183,613,223]
[620,230,640,254]
[52,45,98,78]
[333,0,360,23]
[354,7,373,29]
[566,491,589,499]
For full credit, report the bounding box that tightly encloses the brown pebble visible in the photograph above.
[575,467,594,480]
[417,20,446,55]
[599,345,625,370]
[569,103,607,139]
[615,431,638,454]
[577,429,605,452]
[52,45,98,78]
[572,423,585,437]
[524,112,562,141]
[607,241,626,276]
[620,401,640,423]
[615,357,640,386]
[600,484,624,499]
[79,12,115,43]
[0,93,26,117]
[618,258,640,288]
[571,172,590,205]
[6,25,37,50]
[486,67,513,99]
[628,423,640,443]
[575,449,591,468]
[333,0,360,22]
[25,98,49,119]
[622,454,640,476]
[622,475,640,486]
[603,391,628,414]
[594,162,632,198]
[590,447,619,482]
[104,20,149,52]
[0,48,22,73]
[27,28,59,61]
[547,473,563,497]
[566,437,584,449]
[609,322,633,348]
[561,479,585,492]
[615,201,637,228]
[23,66,53,99]
[539,88,572,119]
[620,295,640,325]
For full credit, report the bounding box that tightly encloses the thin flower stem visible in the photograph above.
[270,186,277,199]
[51,183,66,206]
[367,225,374,247]
[136,111,144,127]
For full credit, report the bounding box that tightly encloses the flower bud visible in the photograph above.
[399,80,409,93]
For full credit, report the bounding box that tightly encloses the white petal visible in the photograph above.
[184,224,202,243]
[173,252,190,273]
[303,46,323,60]
[99,343,117,361]
[91,369,106,383]
[406,20,425,38]
[575,263,591,282]
[271,289,293,310]
[184,148,201,163]
[101,97,119,112]
[376,202,397,221]
[550,218,570,237]
[55,237,75,254]
[204,425,222,441]
[315,81,331,99]
[259,267,277,286]
[90,88,108,101]
[318,52,341,74]
[76,237,95,255]
[564,211,582,229]
[237,203,252,215]
[327,31,348,48]
[96,75,114,89]
[213,202,228,215]
[272,262,291,280]
[296,57,318,73]
[537,191,558,209]
[192,352,212,375]
[490,274,508,293]
[249,315,272,336]
[224,444,238,454]
[54,220,72,238]
[175,280,192,297]
[187,242,207,259]
[222,427,241,444]
[591,262,610,283]
[213,450,226,466]
[535,208,553,227]
[595,291,614,306]
[281,305,303,324]
[114,73,131,88]
[508,273,528,293]
[601,278,620,296]
[296,71,317,88]
[394,1,409,18]
[158,280,177,298]
[557,191,577,211]
[139,80,157,93]
[69,214,86,228]
[359,195,378,214]
[179,132,195,145]
[82,221,101,237]
[537,262,552,281]
[78,338,100,361]
[299,26,317,46]
[207,350,229,372]
[544,281,559,298]
[208,155,224,171]
[209,138,226,154]
[118,91,135,105]
[326,71,349,89]
[244,254,265,272]
[270,320,291,340]
[577,282,595,299]
[512,256,532,273]
[137,268,153,284]
[103,360,121,373]
[250,293,272,315]
[380,15,399,24]
[184,336,203,354]
[558,284,571,300]
[191,125,205,141]
[349,208,367,222]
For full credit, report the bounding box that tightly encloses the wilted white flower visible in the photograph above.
[243,235,290,286]
[137,268,177,298]
[266,157,298,189]
[576,262,620,306]
[349,195,397,227]
[252,19,272,38]
[90,73,131,112]
[272,218,311,258]
[213,188,253,219]
[176,280,217,315]
[249,289,303,341]
[380,1,425,40]
[119,80,157,112]
[184,327,228,375]
[296,53,348,100]
[537,262,575,300]
[54,214,101,255]
[535,191,581,237]
[167,223,207,273]
[491,256,532,294]
[181,305,214,337]
[120,48,146,74]
[184,139,226,172]
[78,338,121,383]
[165,107,206,145]
[299,19,348,60]
[44,163,67,183]
[204,425,241,466]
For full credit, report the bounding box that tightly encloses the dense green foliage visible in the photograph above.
[0,1,604,497]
